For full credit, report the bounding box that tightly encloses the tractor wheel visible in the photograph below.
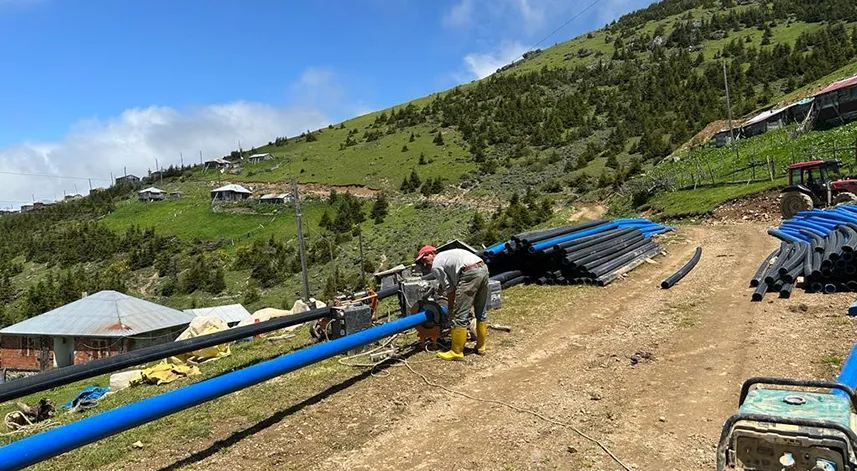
[834,192,857,206]
[780,192,813,219]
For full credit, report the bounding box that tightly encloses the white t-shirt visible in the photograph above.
[430,248,483,293]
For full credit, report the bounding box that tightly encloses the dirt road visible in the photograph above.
[143,221,857,471]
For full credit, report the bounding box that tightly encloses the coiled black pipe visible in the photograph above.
[660,247,702,289]
[0,306,333,404]
[751,248,780,288]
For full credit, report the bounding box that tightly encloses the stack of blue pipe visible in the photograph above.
[752,205,857,301]
[483,219,674,287]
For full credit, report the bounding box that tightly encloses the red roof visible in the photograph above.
[818,74,857,95]
[789,160,825,169]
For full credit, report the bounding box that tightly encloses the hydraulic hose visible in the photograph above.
[660,247,702,289]
[0,309,436,471]
[0,306,333,404]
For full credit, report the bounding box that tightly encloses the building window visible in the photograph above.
[87,339,112,359]
[19,336,37,357]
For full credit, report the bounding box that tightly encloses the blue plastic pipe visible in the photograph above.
[483,241,507,257]
[781,222,827,238]
[768,228,807,244]
[529,222,619,253]
[837,344,857,394]
[0,310,434,471]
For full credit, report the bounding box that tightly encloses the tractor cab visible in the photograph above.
[780,160,857,219]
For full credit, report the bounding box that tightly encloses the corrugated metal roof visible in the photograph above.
[212,184,251,194]
[0,291,194,337]
[249,153,272,158]
[818,74,857,95]
[183,304,251,324]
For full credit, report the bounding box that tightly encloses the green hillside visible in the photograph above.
[1,0,857,329]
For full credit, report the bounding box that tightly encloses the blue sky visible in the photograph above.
[0,0,656,204]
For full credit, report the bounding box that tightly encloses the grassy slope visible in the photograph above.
[0,284,578,471]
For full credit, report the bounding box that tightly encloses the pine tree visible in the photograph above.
[370,194,389,224]
[208,267,226,294]
[409,169,421,189]
[433,131,445,146]
[319,210,332,230]
[418,153,427,165]
[409,132,415,142]
[402,145,409,152]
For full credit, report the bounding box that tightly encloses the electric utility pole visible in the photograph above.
[293,180,310,303]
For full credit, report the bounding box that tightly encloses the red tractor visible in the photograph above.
[780,160,857,218]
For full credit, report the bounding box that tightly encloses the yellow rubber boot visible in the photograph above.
[437,327,466,361]
[476,321,487,355]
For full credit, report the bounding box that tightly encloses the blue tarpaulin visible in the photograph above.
[63,386,109,410]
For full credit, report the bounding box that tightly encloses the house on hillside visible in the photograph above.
[183,304,251,327]
[0,290,196,371]
[814,74,857,127]
[713,128,737,148]
[741,106,790,138]
[248,153,273,164]
[138,187,166,201]
[19,204,33,213]
[204,158,232,170]
[259,193,293,204]
[149,170,163,181]
[211,184,251,202]
[116,174,141,185]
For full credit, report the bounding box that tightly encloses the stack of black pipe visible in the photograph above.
[486,220,666,287]
[751,222,857,302]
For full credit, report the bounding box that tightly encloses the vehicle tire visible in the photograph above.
[834,192,857,206]
[780,191,813,219]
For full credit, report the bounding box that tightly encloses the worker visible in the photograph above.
[415,245,488,361]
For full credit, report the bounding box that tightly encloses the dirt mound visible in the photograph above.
[712,189,780,222]
[679,119,729,150]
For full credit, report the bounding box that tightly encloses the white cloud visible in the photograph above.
[463,41,529,80]
[513,0,546,31]
[442,0,475,28]
[0,102,329,206]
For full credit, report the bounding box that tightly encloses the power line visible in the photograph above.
[531,0,602,50]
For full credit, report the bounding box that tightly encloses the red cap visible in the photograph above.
[416,245,436,263]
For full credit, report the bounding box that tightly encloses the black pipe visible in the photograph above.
[0,306,333,404]
[778,243,807,276]
[489,270,523,284]
[847,265,857,276]
[589,242,659,278]
[750,248,780,288]
[848,280,857,291]
[751,281,768,302]
[552,227,634,253]
[825,283,838,294]
[661,247,702,289]
[595,245,663,286]
[779,282,793,298]
[766,244,795,285]
[579,238,652,272]
[811,249,823,278]
[802,243,813,280]
[810,281,824,293]
[515,220,607,247]
[798,229,825,249]
[842,226,857,253]
[565,233,646,267]
[501,275,526,289]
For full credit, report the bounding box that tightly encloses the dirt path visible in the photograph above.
[135,221,857,471]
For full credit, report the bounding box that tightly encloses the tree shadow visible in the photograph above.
[157,347,420,471]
